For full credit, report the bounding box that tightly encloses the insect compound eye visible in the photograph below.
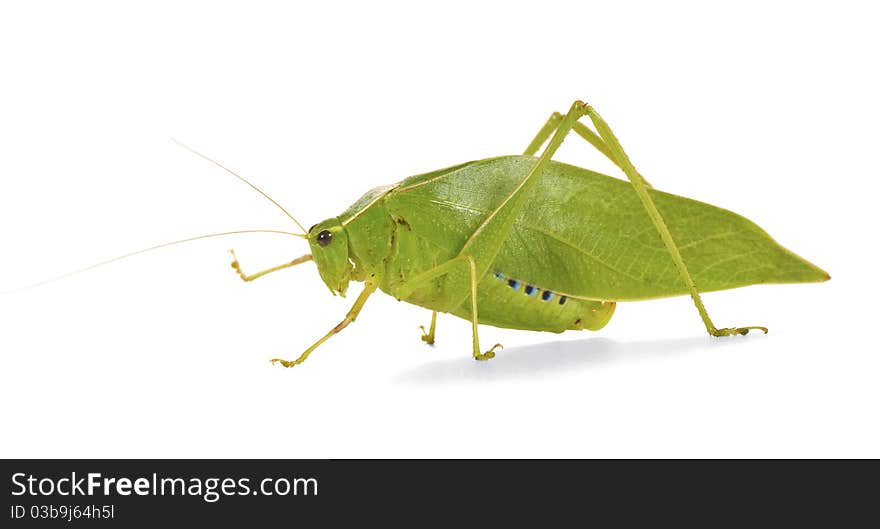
[316,230,333,247]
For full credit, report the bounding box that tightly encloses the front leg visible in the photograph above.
[271,281,378,368]
[230,249,312,282]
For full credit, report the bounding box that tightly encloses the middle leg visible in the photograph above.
[420,311,437,345]
[466,256,502,361]
[394,255,500,361]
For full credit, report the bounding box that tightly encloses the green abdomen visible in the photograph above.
[451,271,616,333]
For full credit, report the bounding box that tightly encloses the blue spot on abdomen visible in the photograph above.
[494,271,567,305]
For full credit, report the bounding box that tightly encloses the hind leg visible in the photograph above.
[582,104,767,337]
[524,109,651,187]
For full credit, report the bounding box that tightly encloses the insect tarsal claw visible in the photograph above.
[229,249,244,276]
[270,358,297,368]
[712,326,769,337]
[474,343,503,361]
[419,326,435,345]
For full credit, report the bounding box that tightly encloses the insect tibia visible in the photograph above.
[228,249,313,283]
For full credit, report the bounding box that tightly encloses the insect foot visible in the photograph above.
[270,357,304,368]
[474,343,503,361]
[420,312,438,345]
[229,249,249,282]
[420,326,435,345]
[712,326,769,337]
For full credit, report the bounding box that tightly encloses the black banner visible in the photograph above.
[1,459,874,526]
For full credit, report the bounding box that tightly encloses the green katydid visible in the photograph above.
[10,100,827,368]
[215,100,829,368]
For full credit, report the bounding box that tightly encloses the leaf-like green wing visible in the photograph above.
[386,156,829,301]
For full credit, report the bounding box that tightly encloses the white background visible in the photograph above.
[1,1,877,458]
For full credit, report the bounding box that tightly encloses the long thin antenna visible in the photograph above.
[0,229,306,295]
[172,139,309,235]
